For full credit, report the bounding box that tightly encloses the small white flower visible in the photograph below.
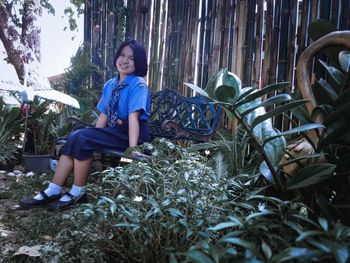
[133,196,143,202]
[258,203,266,212]
[184,172,189,180]
[205,150,210,155]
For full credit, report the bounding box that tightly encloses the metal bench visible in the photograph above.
[57,88,222,162]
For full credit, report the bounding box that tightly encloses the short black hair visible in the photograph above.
[114,39,148,77]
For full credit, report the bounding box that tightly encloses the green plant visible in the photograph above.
[291,48,350,223]
[41,139,237,262]
[0,98,22,167]
[36,139,350,262]
[24,98,59,155]
[181,196,350,263]
[188,128,260,180]
[186,70,323,190]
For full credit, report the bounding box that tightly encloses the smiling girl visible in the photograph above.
[19,39,152,210]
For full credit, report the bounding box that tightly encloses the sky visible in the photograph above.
[0,0,84,80]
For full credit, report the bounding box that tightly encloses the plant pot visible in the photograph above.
[22,154,51,173]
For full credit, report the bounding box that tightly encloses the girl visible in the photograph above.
[19,39,152,210]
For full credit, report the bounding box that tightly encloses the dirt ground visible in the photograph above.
[0,169,67,262]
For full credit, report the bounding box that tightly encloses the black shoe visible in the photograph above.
[48,192,88,211]
[19,191,61,208]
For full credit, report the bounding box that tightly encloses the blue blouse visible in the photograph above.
[97,74,150,126]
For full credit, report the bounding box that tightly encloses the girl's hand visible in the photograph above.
[95,113,108,128]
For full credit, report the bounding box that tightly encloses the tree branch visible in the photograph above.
[0,3,25,82]
[0,0,42,84]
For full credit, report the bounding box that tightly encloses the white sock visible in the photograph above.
[34,183,62,200]
[60,184,84,202]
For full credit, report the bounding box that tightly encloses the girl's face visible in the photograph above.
[116,45,135,80]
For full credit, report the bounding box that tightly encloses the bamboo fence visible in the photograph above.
[83,0,350,130]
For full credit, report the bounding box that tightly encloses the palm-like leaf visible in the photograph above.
[186,69,321,190]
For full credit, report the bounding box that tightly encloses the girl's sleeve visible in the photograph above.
[96,80,113,114]
[128,83,150,117]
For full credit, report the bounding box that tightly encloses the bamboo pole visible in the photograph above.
[262,0,273,87]
[254,0,264,89]
[244,0,256,87]
[208,0,221,79]
[181,0,200,96]
[233,0,247,82]
[220,0,232,70]
[201,0,212,88]
[227,0,236,72]
[149,0,162,91]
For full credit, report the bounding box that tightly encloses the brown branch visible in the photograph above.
[296,31,350,119]
[21,0,42,63]
[0,0,42,83]
[0,4,25,82]
[296,31,350,144]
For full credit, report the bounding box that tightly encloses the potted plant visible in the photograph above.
[22,98,59,173]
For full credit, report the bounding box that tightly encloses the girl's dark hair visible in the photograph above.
[114,39,148,77]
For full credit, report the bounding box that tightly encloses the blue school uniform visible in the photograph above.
[61,74,152,160]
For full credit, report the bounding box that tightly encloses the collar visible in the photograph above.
[114,74,136,90]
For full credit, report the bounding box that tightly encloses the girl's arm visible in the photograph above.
[128,110,141,147]
[95,113,108,128]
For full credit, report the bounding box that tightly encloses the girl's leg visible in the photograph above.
[73,158,92,186]
[51,155,74,186]
[58,158,92,202]
[33,154,74,200]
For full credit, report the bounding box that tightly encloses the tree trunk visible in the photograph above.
[0,0,42,84]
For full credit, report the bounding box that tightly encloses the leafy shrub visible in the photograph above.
[43,139,350,262]
[0,98,22,167]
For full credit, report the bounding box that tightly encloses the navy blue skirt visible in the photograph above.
[61,122,151,160]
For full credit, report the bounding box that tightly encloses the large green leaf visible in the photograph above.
[262,123,324,146]
[271,247,319,262]
[317,78,338,101]
[251,100,308,128]
[331,243,349,263]
[319,60,345,87]
[235,82,290,108]
[286,163,336,190]
[323,102,350,127]
[208,221,242,231]
[260,161,275,184]
[239,94,292,118]
[295,230,324,242]
[339,51,350,73]
[205,69,241,103]
[221,237,255,251]
[184,82,209,97]
[334,88,350,107]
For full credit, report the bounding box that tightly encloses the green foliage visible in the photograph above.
[39,140,350,262]
[46,139,230,262]
[187,61,350,223]
[62,45,101,99]
[188,128,260,180]
[25,99,73,155]
[0,98,22,167]
[186,69,323,190]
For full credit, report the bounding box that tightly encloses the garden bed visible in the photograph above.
[1,139,349,262]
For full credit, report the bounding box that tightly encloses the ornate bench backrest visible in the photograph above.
[149,88,222,142]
